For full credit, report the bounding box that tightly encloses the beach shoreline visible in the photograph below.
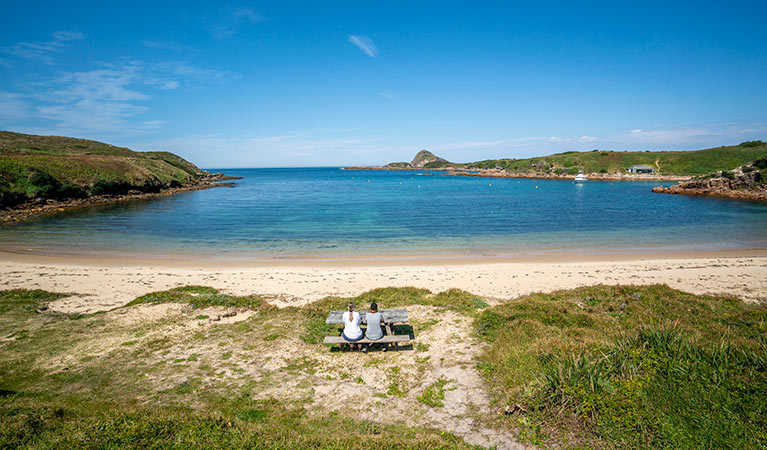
[2,249,765,314]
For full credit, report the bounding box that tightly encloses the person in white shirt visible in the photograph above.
[342,301,363,351]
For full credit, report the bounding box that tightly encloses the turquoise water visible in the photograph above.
[1,167,766,259]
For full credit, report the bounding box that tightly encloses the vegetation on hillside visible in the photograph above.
[0,131,202,208]
[388,140,767,176]
[475,284,767,448]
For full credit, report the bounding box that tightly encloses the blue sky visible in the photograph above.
[1,1,766,167]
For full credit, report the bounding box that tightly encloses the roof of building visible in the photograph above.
[630,165,655,170]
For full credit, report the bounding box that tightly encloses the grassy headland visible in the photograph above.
[0,131,209,209]
[378,140,767,177]
[1,284,765,448]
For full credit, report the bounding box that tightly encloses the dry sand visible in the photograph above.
[2,250,766,314]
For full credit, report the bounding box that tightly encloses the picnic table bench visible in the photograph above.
[323,308,412,350]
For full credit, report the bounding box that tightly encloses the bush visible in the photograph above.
[91,179,132,196]
[739,140,765,147]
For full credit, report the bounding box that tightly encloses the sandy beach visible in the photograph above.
[2,250,766,314]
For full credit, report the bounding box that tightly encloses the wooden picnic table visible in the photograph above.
[326,308,409,337]
[324,308,411,350]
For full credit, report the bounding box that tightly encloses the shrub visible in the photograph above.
[739,140,765,147]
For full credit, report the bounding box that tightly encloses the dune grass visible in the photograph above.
[0,287,478,449]
[3,285,766,448]
[126,286,267,309]
[474,284,767,448]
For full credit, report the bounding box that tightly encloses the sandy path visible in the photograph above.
[2,252,766,314]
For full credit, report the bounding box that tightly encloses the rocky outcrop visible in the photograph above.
[653,161,767,201]
[410,150,449,168]
[381,150,450,169]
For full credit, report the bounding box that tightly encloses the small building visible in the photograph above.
[627,164,656,174]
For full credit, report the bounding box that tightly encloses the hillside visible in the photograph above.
[382,141,767,177]
[0,131,206,209]
[385,150,451,169]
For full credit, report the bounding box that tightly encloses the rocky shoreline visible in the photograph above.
[652,169,767,201]
[0,172,241,224]
[342,166,689,182]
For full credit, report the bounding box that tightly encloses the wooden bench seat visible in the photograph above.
[323,334,411,345]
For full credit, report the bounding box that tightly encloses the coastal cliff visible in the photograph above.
[652,158,767,201]
[0,131,238,222]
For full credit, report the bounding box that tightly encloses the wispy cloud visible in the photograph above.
[208,7,265,39]
[0,91,29,122]
[141,40,187,52]
[2,57,232,136]
[379,91,396,99]
[348,35,378,58]
[146,129,404,168]
[623,126,721,145]
[5,31,85,64]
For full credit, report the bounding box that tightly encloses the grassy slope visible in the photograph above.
[441,141,767,175]
[0,287,483,450]
[2,284,765,448]
[0,131,201,207]
[475,284,767,448]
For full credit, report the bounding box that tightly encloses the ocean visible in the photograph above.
[1,167,766,260]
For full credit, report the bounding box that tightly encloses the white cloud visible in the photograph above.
[5,31,85,64]
[142,40,187,52]
[0,91,29,122]
[144,129,405,168]
[623,126,720,145]
[208,7,265,39]
[0,58,232,136]
[349,35,378,58]
[379,92,396,99]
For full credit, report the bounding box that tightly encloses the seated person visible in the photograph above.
[364,302,385,352]
[342,302,363,351]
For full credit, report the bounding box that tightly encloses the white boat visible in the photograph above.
[573,173,588,182]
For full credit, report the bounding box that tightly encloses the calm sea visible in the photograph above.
[2,167,766,260]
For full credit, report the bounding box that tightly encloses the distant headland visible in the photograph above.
[344,141,767,193]
[0,131,239,223]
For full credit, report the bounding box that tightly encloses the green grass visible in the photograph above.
[446,141,767,176]
[475,284,767,448]
[0,287,478,449]
[0,131,202,208]
[417,378,450,407]
[0,395,475,449]
[126,286,266,309]
[4,284,766,449]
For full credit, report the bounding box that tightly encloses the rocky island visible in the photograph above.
[653,158,767,201]
[0,131,239,223]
